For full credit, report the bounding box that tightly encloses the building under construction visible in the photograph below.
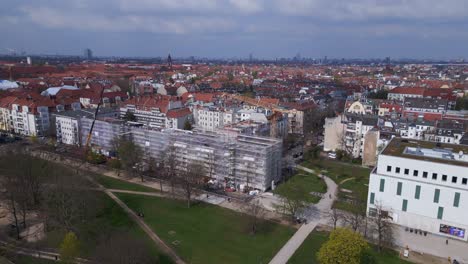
[81,116,282,191]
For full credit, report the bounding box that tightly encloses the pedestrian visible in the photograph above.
[446,239,448,245]
[329,194,331,199]
[55,255,58,261]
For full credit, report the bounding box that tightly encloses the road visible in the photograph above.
[268,165,338,264]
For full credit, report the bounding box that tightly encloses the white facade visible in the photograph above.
[56,115,80,145]
[11,104,50,136]
[367,139,468,241]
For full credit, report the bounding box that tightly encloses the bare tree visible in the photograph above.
[112,137,143,181]
[165,145,179,196]
[371,202,395,252]
[242,200,265,235]
[274,185,307,222]
[42,169,100,232]
[179,161,204,208]
[327,208,342,230]
[343,187,367,232]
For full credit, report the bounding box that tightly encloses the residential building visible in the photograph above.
[54,108,119,146]
[367,138,468,241]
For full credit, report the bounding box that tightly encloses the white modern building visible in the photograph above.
[367,138,468,241]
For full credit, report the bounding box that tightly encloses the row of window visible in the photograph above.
[386,165,467,185]
[375,179,461,208]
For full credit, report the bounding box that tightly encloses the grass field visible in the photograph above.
[94,174,160,192]
[275,172,327,204]
[302,157,372,212]
[116,193,296,264]
[288,230,412,264]
[4,255,55,264]
[34,193,172,263]
[287,230,328,264]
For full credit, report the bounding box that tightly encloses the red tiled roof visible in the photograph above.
[166,107,192,118]
[389,87,426,95]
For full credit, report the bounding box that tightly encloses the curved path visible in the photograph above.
[268,165,337,264]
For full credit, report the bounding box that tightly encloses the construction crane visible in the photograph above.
[84,87,106,155]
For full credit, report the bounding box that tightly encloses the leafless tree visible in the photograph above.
[93,232,154,264]
[165,145,179,196]
[112,137,143,181]
[179,161,204,208]
[242,200,265,235]
[327,208,342,230]
[42,169,100,232]
[274,186,307,222]
[371,202,395,252]
[343,190,367,232]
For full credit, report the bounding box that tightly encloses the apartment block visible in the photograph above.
[367,138,468,241]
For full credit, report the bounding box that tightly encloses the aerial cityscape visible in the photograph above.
[0,1,467,264]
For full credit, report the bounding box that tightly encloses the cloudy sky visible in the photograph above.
[1,0,468,59]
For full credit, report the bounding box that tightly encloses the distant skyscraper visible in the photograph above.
[167,54,173,70]
[249,53,253,62]
[83,48,93,60]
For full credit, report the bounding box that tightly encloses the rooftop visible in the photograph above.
[381,138,468,167]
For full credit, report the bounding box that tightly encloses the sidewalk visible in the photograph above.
[269,165,337,264]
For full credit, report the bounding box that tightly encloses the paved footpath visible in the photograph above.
[269,165,338,264]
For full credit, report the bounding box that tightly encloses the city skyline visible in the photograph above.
[1,0,468,59]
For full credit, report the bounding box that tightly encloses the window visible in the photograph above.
[387,166,392,172]
[454,193,460,207]
[415,185,421,199]
[379,179,385,192]
[463,178,468,185]
[442,175,447,182]
[370,193,375,204]
[422,171,428,178]
[402,199,408,212]
[452,177,457,184]
[413,170,418,177]
[434,189,440,203]
[397,182,403,196]
[432,173,438,180]
[437,207,444,220]
[404,169,409,175]
[395,167,401,173]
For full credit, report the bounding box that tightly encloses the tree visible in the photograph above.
[123,111,136,122]
[59,231,80,263]
[183,119,193,130]
[112,137,143,181]
[327,208,342,230]
[43,168,100,231]
[367,90,388,100]
[93,232,154,264]
[242,200,265,235]
[275,185,307,221]
[317,228,369,264]
[179,161,204,208]
[343,189,367,232]
[164,144,179,196]
[0,150,47,238]
[370,202,395,252]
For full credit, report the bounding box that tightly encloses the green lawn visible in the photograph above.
[275,172,327,204]
[4,255,55,264]
[94,174,160,192]
[288,230,328,264]
[116,193,296,264]
[288,230,412,264]
[34,193,172,263]
[302,158,371,212]
[302,158,371,185]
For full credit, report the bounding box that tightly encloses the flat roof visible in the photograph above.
[381,138,468,167]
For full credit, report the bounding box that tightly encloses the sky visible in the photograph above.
[1,0,468,59]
